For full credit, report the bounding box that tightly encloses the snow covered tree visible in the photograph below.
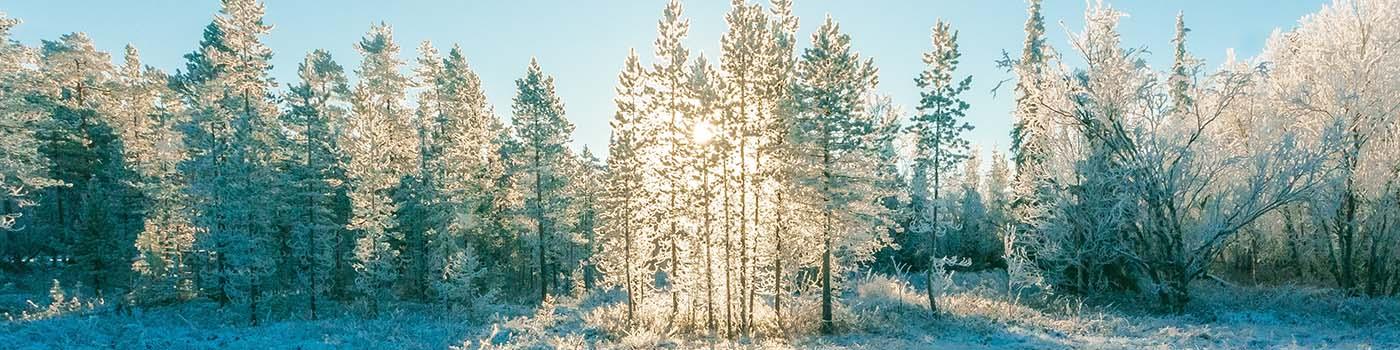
[908,20,974,314]
[1034,3,1338,310]
[122,45,195,305]
[599,49,652,324]
[648,0,694,321]
[1006,0,1057,258]
[344,23,414,315]
[789,16,890,334]
[685,55,724,335]
[761,0,801,331]
[511,58,575,304]
[1266,0,1400,296]
[985,149,1010,224]
[0,14,58,234]
[32,32,139,299]
[410,42,493,308]
[172,0,282,325]
[280,49,352,319]
[718,1,774,333]
[1168,12,1196,114]
[957,147,994,265]
[566,147,603,294]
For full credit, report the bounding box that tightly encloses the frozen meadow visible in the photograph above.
[4,272,1397,349]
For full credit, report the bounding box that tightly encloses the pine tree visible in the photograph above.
[762,0,800,331]
[600,49,651,324]
[434,45,499,304]
[398,42,493,306]
[281,49,351,319]
[34,32,137,299]
[909,20,974,314]
[649,0,693,321]
[719,1,775,333]
[687,55,723,336]
[790,16,889,334]
[0,14,57,233]
[511,58,574,304]
[124,45,195,304]
[479,118,524,296]
[397,41,444,301]
[344,23,414,315]
[569,147,603,293]
[172,0,282,325]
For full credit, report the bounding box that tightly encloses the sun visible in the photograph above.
[693,120,715,145]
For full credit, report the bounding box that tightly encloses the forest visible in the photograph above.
[0,0,1398,348]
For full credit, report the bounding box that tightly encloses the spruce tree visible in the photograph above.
[1008,0,1054,243]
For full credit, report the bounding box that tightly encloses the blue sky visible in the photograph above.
[4,0,1326,159]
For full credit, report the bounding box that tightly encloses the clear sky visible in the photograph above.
[4,0,1327,159]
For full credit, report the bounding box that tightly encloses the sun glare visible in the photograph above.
[694,120,715,145]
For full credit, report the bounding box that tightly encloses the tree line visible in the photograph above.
[0,0,1396,338]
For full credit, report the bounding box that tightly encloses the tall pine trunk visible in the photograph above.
[535,151,548,305]
[819,142,834,335]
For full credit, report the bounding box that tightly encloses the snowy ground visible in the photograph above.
[2,272,1397,349]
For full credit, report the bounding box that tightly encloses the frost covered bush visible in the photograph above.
[849,273,926,331]
[926,256,971,314]
[3,280,104,322]
[1001,224,1048,303]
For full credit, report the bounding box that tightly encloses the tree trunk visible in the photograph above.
[703,157,716,336]
[1157,263,1189,313]
[306,114,320,320]
[722,160,734,338]
[820,145,835,335]
[624,219,635,324]
[250,283,260,326]
[536,149,548,305]
[927,159,942,316]
[773,190,785,334]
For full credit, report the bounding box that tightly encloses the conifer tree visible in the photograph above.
[511,58,574,304]
[34,32,137,299]
[762,0,800,331]
[687,55,723,336]
[790,16,889,334]
[648,0,693,320]
[281,49,351,319]
[600,49,651,324]
[909,20,974,314]
[1008,0,1054,243]
[1169,12,1195,114]
[719,1,773,332]
[172,0,281,325]
[124,45,195,304]
[345,23,413,315]
[0,14,57,233]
